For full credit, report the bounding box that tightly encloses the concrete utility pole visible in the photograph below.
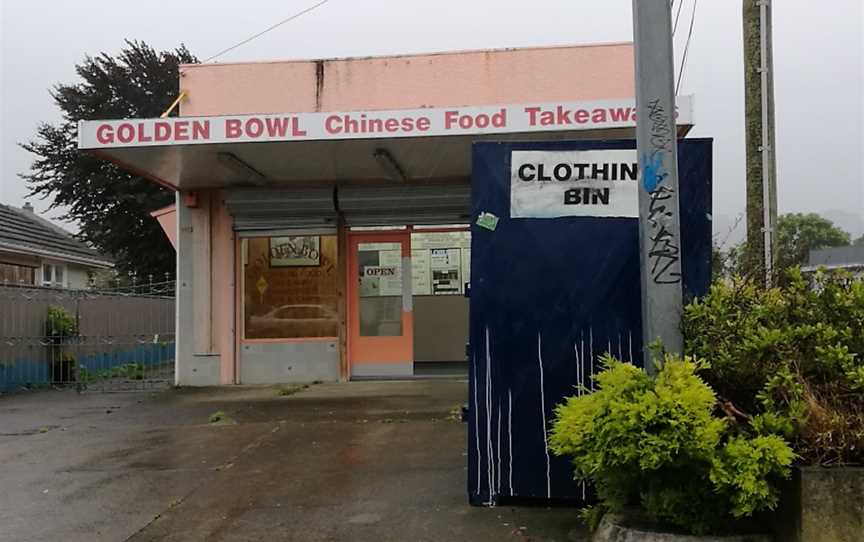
[743,0,778,287]
[632,0,684,373]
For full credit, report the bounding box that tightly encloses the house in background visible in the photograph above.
[0,202,113,288]
[804,246,864,280]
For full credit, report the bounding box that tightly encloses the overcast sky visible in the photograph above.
[1,0,862,242]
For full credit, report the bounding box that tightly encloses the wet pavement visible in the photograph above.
[0,381,587,541]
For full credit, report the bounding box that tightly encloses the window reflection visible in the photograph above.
[243,235,339,339]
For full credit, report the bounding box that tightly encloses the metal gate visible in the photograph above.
[0,281,176,393]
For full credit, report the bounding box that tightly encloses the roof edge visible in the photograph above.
[802,263,864,272]
[150,204,176,218]
[180,41,634,70]
[0,241,114,269]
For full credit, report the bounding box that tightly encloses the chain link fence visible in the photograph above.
[0,281,175,393]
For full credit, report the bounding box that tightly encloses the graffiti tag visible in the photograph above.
[641,98,682,285]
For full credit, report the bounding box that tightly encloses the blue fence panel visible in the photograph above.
[0,342,176,392]
[0,358,50,392]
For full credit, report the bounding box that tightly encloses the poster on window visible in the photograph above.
[360,265,402,297]
[359,246,403,297]
[460,248,471,288]
[411,250,432,296]
[431,248,462,295]
[269,236,320,267]
[412,231,470,250]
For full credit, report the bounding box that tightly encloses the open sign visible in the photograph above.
[364,266,398,277]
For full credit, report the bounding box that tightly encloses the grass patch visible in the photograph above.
[446,405,463,422]
[208,410,236,425]
[80,362,145,382]
[276,383,310,397]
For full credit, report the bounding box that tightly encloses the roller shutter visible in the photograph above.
[338,183,471,227]
[226,183,471,230]
[225,188,337,232]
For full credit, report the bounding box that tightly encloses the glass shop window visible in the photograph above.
[242,235,339,339]
[409,230,471,296]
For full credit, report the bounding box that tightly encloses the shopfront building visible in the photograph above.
[78,43,695,386]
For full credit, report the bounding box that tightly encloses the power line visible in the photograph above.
[202,0,329,63]
[675,0,698,95]
[672,0,686,36]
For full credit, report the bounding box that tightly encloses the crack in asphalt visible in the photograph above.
[121,422,282,542]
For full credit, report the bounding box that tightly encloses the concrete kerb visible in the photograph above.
[591,514,771,542]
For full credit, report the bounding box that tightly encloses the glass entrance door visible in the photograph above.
[347,231,413,378]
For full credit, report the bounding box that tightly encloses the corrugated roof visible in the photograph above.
[0,204,113,267]
[808,246,864,267]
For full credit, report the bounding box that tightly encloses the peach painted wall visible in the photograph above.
[179,43,634,116]
[209,191,236,384]
[151,205,177,249]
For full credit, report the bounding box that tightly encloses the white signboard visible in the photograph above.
[510,150,639,219]
[78,97,694,149]
[269,236,320,267]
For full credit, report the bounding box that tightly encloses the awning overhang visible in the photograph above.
[78,98,694,191]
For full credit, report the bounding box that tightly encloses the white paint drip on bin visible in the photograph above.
[537,332,551,499]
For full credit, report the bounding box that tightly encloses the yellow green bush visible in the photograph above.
[549,355,794,535]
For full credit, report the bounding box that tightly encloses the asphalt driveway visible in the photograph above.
[0,381,587,541]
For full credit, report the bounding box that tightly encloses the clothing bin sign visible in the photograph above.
[510,150,638,218]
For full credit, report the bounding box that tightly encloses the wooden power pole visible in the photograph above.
[743,0,778,286]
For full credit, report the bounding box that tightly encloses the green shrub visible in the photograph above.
[208,410,235,424]
[276,383,309,396]
[684,269,864,464]
[80,363,146,382]
[109,363,145,380]
[549,355,794,535]
[46,306,78,383]
[46,305,77,337]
